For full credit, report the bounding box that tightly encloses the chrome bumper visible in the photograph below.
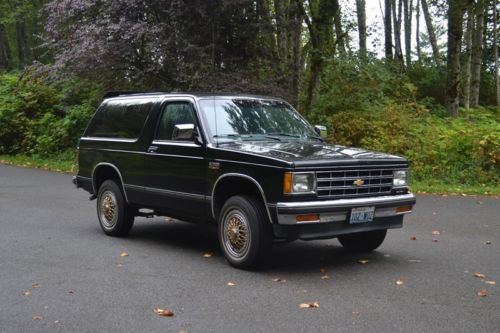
[272,193,416,225]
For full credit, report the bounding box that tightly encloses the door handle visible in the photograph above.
[148,145,158,153]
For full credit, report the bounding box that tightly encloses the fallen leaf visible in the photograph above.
[432,239,439,243]
[321,275,330,280]
[485,241,491,245]
[485,280,496,285]
[203,252,213,258]
[395,279,404,286]
[32,283,40,289]
[68,289,75,294]
[358,259,370,264]
[54,320,60,324]
[271,277,286,283]
[117,263,123,267]
[473,272,486,279]
[33,316,43,320]
[461,193,467,197]
[299,302,319,309]
[23,291,32,296]
[477,201,483,205]
[432,230,441,236]
[477,290,488,297]
[153,308,174,317]
[320,268,326,273]
[227,282,236,286]
[410,235,417,240]
[120,252,129,257]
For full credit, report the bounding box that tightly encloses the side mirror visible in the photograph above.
[173,123,204,145]
[314,125,328,139]
[173,123,196,141]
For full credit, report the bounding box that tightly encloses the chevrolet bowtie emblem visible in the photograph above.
[353,179,365,186]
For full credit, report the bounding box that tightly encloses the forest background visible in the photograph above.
[0,0,498,194]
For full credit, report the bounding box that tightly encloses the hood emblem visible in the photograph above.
[353,179,365,186]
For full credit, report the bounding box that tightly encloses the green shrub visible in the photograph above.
[0,72,99,156]
[326,105,500,185]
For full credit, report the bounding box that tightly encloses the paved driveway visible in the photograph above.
[0,164,499,332]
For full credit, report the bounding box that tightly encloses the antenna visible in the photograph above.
[213,96,218,146]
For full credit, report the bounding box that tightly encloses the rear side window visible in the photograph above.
[85,98,155,139]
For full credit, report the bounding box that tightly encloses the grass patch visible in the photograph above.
[410,179,499,196]
[0,154,75,173]
[1,154,498,196]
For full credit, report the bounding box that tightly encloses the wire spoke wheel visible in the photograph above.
[99,190,118,229]
[223,209,250,258]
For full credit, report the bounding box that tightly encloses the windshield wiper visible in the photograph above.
[213,134,281,141]
[267,132,323,142]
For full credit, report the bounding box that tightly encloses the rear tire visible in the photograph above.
[96,180,134,237]
[338,229,387,253]
[218,195,272,269]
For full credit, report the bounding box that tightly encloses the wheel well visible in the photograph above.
[212,176,266,220]
[93,165,122,194]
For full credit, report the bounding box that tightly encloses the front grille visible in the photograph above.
[316,168,394,198]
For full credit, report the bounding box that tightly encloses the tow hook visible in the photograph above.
[89,194,97,201]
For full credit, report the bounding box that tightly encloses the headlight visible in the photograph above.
[284,172,315,194]
[393,170,407,186]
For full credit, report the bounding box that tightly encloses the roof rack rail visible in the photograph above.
[102,91,147,99]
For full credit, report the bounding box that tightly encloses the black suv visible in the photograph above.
[74,92,416,268]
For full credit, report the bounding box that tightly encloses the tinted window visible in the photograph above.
[156,102,197,141]
[86,98,155,139]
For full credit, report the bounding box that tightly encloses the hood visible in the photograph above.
[219,140,407,166]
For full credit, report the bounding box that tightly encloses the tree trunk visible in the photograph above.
[274,0,287,64]
[403,0,413,67]
[421,0,441,66]
[447,0,469,117]
[287,0,303,107]
[333,0,345,54]
[16,21,29,67]
[356,0,367,58]
[392,0,405,70]
[416,0,421,61]
[384,0,393,60]
[462,8,473,109]
[0,24,10,70]
[296,0,337,115]
[470,0,485,108]
[494,0,499,106]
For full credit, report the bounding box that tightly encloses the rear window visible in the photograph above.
[85,98,156,139]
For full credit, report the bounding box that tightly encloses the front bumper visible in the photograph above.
[269,193,416,240]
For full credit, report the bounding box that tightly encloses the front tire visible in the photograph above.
[218,195,272,269]
[338,229,387,253]
[97,180,134,237]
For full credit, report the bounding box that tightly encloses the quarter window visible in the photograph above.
[85,98,154,139]
[156,102,197,141]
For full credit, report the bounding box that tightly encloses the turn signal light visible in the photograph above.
[296,214,320,223]
[396,206,412,213]
[283,172,293,194]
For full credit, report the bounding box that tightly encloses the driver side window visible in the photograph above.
[156,102,197,141]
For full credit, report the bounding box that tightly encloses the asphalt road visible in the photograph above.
[1,164,499,333]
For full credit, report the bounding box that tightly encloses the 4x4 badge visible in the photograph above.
[353,179,365,186]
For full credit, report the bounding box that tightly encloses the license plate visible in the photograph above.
[349,206,375,224]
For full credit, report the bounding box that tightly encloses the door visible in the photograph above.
[141,100,208,220]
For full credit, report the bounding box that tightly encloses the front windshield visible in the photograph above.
[198,98,319,142]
